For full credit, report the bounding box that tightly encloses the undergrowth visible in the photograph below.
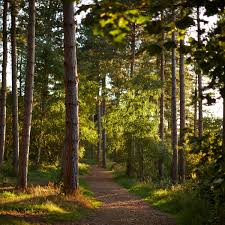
[0,162,100,224]
[113,165,213,225]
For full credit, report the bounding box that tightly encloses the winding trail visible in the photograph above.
[78,165,176,225]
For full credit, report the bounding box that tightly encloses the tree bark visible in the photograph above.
[223,89,225,156]
[194,74,198,138]
[102,76,107,168]
[171,9,178,184]
[197,6,203,137]
[178,38,185,183]
[159,11,165,179]
[63,1,79,195]
[11,0,20,175]
[0,0,8,166]
[97,92,101,165]
[18,50,23,97]
[18,0,35,189]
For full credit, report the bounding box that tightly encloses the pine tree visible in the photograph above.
[18,0,36,189]
[63,0,79,195]
[197,6,203,137]
[159,11,165,179]
[11,0,20,175]
[102,76,107,168]
[0,0,8,166]
[171,7,178,184]
[179,37,185,182]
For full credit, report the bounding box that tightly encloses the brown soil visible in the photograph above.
[77,165,176,225]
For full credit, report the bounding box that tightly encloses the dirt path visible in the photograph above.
[78,165,176,225]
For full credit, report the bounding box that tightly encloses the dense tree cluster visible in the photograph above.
[0,0,224,223]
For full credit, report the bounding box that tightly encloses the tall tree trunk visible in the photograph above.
[63,1,79,195]
[171,9,178,184]
[194,74,198,138]
[197,6,203,137]
[11,0,20,175]
[97,93,101,165]
[222,88,225,156]
[0,0,8,166]
[158,11,165,179]
[178,38,185,183]
[101,76,107,168]
[18,0,35,189]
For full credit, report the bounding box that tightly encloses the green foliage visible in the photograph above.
[113,166,216,225]
[84,0,150,42]
[145,20,162,35]
[175,16,195,30]
[189,131,225,224]
[146,43,162,55]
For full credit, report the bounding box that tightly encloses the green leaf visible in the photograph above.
[125,9,138,15]
[118,17,128,29]
[109,29,121,36]
[136,16,149,25]
[114,33,127,42]
[99,18,114,28]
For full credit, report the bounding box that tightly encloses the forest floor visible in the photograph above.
[77,165,176,225]
[0,164,177,225]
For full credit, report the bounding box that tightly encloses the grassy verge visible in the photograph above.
[113,166,211,225]
[0,162,101,224]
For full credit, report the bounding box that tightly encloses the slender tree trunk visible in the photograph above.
[19,51,23,97]
[11,0,20,175]
[178,38,185,182]
[18,0,35,189]
[171,9,178,184]
[126,135,133,177]
[194,74,198,138]
[63,1,79,195]
[159,11,165,179]
[222,89,225,156]
[0,0,8,166]
[37,60,48,166]
[102,76,107,168]
[97,91,101,165]
[197,6,203,137]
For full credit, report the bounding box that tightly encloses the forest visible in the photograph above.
[0,0,225,224]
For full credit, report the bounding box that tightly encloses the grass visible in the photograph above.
[0,218,35,225]
[113,166,212,225]
[0,162,101,224]
[0,162,90,186]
